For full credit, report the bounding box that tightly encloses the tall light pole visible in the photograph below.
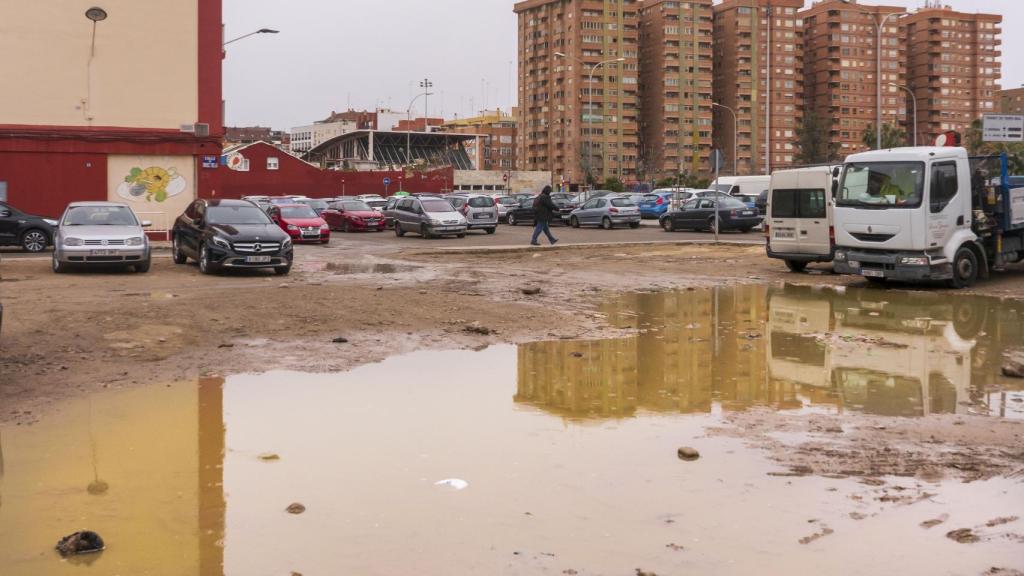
[223,28,279,46]
[406,91,433,166]
[712,102,739,176]
[419,78,433,129]
[555,52,625,187]
[840,0,900,150]
[888,82,916,146]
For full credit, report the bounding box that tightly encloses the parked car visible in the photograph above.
[294,198,330,216]
[356,194,385,202]
[451,194,498,234]
[638,191,675,219]
[321,200,386,232]
[0,201,58,252]
[659,196,762,233]
[382,196,402,229]
[365,199,388,213]
[267,204,331,244]
[52,202,151,273]
[494,196,520,221]
[172,198,293,275]
[393,196,467,238]
[755,189,769,215]
[569,196,641,229]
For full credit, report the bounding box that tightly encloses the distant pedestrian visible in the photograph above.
[531,186,560,246]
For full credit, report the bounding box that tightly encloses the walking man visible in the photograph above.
[531,186,560,246]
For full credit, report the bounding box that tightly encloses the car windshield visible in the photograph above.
[207,205,272,225]
[642,195,659,202]
[719,198,747,209]
[498,197,519,205]
[449,197,467,208]
[366,200,387,208]
[838,162,924,208]
[422,199,455,213]
[280,206,319,219]
[610,198,636,207]
[301,200,329,211]
[468,196,495,207]
[340,201,372,211]
[63,205,137,226]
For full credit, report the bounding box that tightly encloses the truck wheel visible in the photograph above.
[948,247,978,289]
[785,260,807,273]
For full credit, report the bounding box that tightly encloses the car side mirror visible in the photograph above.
[141,220,152,228]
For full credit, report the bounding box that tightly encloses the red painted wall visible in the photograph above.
[0,152,107,218]
[213,143,453,199]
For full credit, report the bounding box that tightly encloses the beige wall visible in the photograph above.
[109,155,196,231]
[0,0,198,129]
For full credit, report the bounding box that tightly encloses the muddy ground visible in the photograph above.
[2,240,1024,488]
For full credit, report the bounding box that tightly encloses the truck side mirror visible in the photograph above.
[832,166,841,179]
[832,180,839,197]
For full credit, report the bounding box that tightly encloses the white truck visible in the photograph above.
[831,147,1024,287]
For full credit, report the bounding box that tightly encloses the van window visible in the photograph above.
[468,196,495,208]
[930,161,958,213]
[797,189,827,218]
[771,189,798,218]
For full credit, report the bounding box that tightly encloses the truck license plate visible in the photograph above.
[862,269,884,278]
[245,256,272,264]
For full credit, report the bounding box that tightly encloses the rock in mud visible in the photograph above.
[1002,350,1024,378]
[636,569,659,576]
[463,323,495,336]
[258,453,281,462]
[920,514,949,529]
[521,286,543,296]
[946,528,980,543]
[332,337,349,344]
[569,352,584,358]
[677,447,700,461]
[286,503,306,515]
[55,531,105,556]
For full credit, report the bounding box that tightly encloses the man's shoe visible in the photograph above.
[551,239,559,245]
[530,242,541,246]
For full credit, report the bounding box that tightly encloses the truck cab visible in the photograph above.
[832,147,1024,287]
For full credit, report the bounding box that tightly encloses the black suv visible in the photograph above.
[0,201,58,252]
[171,199,293,275]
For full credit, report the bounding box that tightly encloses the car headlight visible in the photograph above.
[211,236,231,249]
[429,219,442,225]
[64,237,84,246]
[286,224,299,231]
[282,237,292,248]
[125,236,144,246]
[899,256,929,266]
[43,218,59,226]
[320,223,330,230]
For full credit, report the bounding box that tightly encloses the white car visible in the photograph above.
[52,202,151,273]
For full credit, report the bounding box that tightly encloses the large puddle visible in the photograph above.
[2,286,1023,575]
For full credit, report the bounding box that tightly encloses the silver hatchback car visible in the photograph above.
[52,202,152,273]
[568,196,641,229]
[448,194,498,234]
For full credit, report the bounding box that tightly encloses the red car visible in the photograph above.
[268,204,330,244]
[320,200,386,233]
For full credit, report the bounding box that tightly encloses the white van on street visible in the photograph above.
[710,175,771,197]
[765,166,837,272]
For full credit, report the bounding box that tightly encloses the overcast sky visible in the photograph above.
[223,0,1022,131]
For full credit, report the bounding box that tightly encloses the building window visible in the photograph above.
[267,157,280,170]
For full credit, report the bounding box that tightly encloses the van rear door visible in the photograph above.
[769,188,800,253]
[796,186,829,255]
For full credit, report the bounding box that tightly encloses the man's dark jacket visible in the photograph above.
[534,193,560,222]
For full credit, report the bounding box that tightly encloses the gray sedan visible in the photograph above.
[52,202,152,273]
[568,196,641,229]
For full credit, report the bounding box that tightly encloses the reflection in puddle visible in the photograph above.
[517,285,1024,420]
[2,287,1023,575]
[324,262,420,275]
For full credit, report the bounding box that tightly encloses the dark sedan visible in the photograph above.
[505,196,572,226]
[0,201,58,252]
[172,198,293,275]
[660,197,762,233]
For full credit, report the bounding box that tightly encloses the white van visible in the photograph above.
[710,175,771,197]
[765,167,836,272]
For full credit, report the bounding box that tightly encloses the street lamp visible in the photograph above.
[712,102,739,176]
[555,52,625,186]
[223,28,279,46]
[840,0,900,150]
[406,91,434,166]
[888,82,917,146]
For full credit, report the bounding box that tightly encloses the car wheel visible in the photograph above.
[172,234,188,264]
[570,216,580,228]
[662,218,675,232]
[421,224,433,239]
[198,243,214,275]
[785,260,807,273]
[629,221,640,229]
[395,222,406,237]
[485,227,496,235]
[508,213,517,226]
[948,246,979,289]
[134,258,151,273]
[705,216,717,233]
[52,253,66,274]
[21,229,49,253]
[457,233,466,238]
[275,264,291,276]
[601,217,613,230]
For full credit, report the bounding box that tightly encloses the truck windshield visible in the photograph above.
[837,162,924,208]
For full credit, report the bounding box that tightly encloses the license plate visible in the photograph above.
[245,256,272,264]
[862,269,884,278]
[476,213,492,219]
[367,220,379,224]
[90,249,113,256]
[774,231,795,239]
[742,211,755,216]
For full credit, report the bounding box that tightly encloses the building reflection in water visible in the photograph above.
[516,285,1024,420]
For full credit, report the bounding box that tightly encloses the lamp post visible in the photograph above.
[406,90,434,166]
[712,102,739,176]
[888,82,916,146]
[555,52,625,187]
[223,28,279,46]
[840,0,900,150]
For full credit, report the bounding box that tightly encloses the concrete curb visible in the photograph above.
[414,238,763,256]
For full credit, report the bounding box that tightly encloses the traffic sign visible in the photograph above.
[383,177,392,186]
[982,114,1024,143]
[709,149,724,172]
